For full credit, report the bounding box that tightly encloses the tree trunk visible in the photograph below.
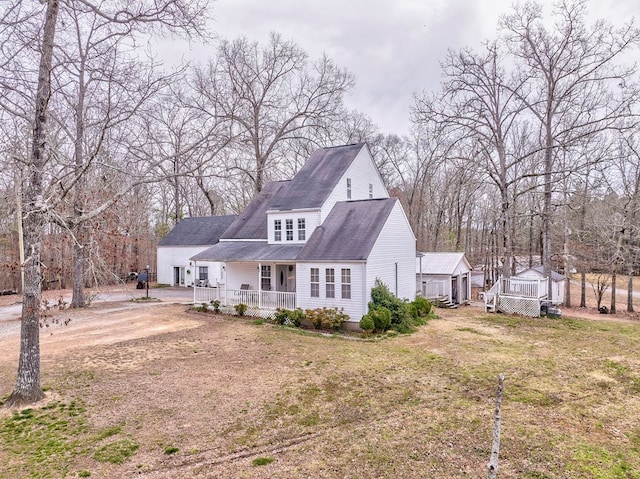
[610,271,616,314]
[71,240,86,308]
[628,271,635,313]
[580,271,586,308]
[7,0,59,407]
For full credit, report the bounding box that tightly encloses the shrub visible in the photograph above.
[234,303,248,316]
[195,303,208,313]
[305,307,349,330]
[210,300,221,313]
[359,314,375,334]
[326,307,349,330]
[368,278,429,334]
[369,279,410,327]
[411,296,432,317]
[273,308,304,327]
[369,306,392,332]
[305,308,327,329]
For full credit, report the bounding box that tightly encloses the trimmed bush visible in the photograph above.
[369,306,391,332]
[359,314,375,334]
[234,303,248,316]
[210,300,221,313]
[304,307,349,330]
[273,308,304,327]
[368,278,430,334]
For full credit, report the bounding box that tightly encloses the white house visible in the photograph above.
[416,252,473,305]
[513,266,565,305]
[156,215,236,287]
[191,143,417,325]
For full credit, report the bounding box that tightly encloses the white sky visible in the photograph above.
[156,0,638,136]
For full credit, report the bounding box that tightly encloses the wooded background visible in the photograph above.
[1,0,638,308]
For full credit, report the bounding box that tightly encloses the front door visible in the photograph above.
[276,264,296,292]
[173,267,185,286]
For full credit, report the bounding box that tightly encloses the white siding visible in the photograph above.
[366,201,416,302]
[267,210,321,244]
[320,147,389,221]
[296,262,366,323]
[226,262,260,290]
[157,246,223,287]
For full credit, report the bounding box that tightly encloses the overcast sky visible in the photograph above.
[157,0,638,136]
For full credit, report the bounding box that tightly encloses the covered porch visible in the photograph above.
[193,260,297,314]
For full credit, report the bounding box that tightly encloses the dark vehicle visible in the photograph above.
[136,271,148,290]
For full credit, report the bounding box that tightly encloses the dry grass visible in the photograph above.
[1,302,640,478]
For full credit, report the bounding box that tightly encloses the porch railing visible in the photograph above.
[194,285,221,304]
[194,286,295,311]
[421,280,446,299]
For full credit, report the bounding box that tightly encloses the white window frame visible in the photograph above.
[326,268,335,298]
[274,219,282,241]
[341,268,351,299]
[310,268,319,297]
[286,219,294,241]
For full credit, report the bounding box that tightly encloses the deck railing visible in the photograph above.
[500,277,548,299]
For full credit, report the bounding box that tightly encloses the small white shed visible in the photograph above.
[416,252,472,304]
[513,266,565,305]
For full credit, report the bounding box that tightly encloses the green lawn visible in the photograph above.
[1,306,640,478]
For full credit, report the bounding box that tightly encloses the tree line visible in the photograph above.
[0,0,638,403]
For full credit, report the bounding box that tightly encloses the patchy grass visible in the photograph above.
[2,305,640,478]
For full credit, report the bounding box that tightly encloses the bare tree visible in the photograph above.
[192,32,355,194]
[1,0,211,406]
[414,42,529,276]
[501,0,640,297]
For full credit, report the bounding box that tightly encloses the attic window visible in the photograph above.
[369,183,373,199]
[346,178,352,199]
[285,219,293,241]
[274,219,281,241]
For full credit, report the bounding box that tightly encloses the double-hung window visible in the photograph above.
[310,268,319,297]
[274,220,282,241]
[298,218,306,241]
[341,268,351,299]
[261,265,271,291]
[325,268,335,298]
[198,266,209,282]
[286,219,294,241]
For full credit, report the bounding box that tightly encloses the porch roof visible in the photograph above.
[190,241,303,262]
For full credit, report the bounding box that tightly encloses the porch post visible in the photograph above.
[258,262,262,308]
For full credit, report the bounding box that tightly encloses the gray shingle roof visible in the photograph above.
[191,241,303,262]
[157,215,237,247]
[220,144,367,241]
[297,198,398,261]
[221,181,290,240]
[268,143,366,211]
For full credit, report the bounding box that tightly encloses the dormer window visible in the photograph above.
[286,219,294,241]
[298,218,306,240]
[347,178,352,199]
[369,183,373,199]
[274,219,281,241]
